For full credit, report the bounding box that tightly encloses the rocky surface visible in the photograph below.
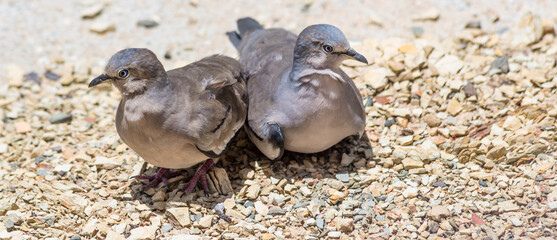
[1,0,557,239]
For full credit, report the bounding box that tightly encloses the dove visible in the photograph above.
[89,48,247,194]
[227,18,367,160]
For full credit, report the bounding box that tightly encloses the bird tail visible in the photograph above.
[226,17,263,50]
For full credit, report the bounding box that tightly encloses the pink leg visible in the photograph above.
[183,159,215,196]
[133,168,182,189]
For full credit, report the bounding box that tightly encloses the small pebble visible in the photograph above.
[335,173,350,183]
[268,209,286,216]
[49,113,72,124]
[23,72,40,85]
[137,19,159,28]
[432,181,447,187]
[465,21,481,29]
[411,26,424,37]
[70,235,81,240]
[316,218,324,229]
[385,119,396,127]
[161,223,173,233]
[44,71,60,80]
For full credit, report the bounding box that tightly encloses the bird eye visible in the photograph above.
[118,69,129,78]
[323,45,333,53]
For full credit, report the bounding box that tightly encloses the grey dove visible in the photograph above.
[89,48,247,194]
[227,18,367,160]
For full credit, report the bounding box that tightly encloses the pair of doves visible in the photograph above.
[89,17,367,194]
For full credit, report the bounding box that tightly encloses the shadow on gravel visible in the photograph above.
[128,127,375,225]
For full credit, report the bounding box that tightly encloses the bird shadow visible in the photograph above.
[128,127,375,222]
[258,133,375,185]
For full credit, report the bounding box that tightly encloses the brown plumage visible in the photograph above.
[89,48,247,192]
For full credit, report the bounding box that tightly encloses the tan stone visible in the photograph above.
[446,98,463,116]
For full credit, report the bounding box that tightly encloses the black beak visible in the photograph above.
[345,48,368,64]
[89,74,111,88]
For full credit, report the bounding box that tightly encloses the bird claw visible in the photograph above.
[133,168,181,190]
[181,159,215,196]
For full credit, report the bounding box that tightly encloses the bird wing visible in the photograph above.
[166,55,247,157]
[340,70,366,136]
[228,27,296,159]
[238,28,297,138]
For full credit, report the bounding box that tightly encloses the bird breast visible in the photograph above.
[274,76,364,153]
[116,100,208,169]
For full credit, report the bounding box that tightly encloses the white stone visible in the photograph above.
[299,186,312,197]
[93,156,119,169]
[81,218,98,235]
[490,124,506,136]
[127,225,157,240]
[168,235,202,240]
[406,224,418,232]
[245,184,261,200]
[90,21,116,34]
[521,96,539,106]
[364,68,392,90]
[254,201,269,216]
[547,201,557,211]
[429,205,450,221]
[0,143,8,154]
[402,158,424,169]
[502,116,522,131]
[81,4,104,19]
[499,201,520,212]
[54,164,73,172]
[397,136,413,146]
[7,64,24,87]
[435,55,464,76]
[403,187,419,198]
[391,108,411,117]
[194,215,213,229]
[114,223,127,234]
[509,217,522,227]
[412,8,440,21]
[327,231,342,238]
[368,13,384,27]
[167,207,191,227]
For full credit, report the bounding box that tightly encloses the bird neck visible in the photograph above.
[289,57,309,80]
[121,76,169,99]
[289,59,343,83]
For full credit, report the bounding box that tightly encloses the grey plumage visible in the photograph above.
[89,48,246,175]
[226,17,263,49]
[228,18,367,160]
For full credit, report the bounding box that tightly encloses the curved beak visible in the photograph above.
[89,74,111,88]
[345,48,368,64]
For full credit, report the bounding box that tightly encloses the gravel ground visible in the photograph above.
[1,1,557,239]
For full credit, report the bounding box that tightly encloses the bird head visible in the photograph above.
[294,24,367,69]
[89,48,166,96]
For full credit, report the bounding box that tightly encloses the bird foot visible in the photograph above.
[182,159,215,196]
[133,168,182,189]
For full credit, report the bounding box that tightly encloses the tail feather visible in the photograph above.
[227,17,263,50]
[226,31,242,50]
[237,17,263,37]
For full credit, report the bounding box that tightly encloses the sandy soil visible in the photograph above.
[1,0,556,75]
